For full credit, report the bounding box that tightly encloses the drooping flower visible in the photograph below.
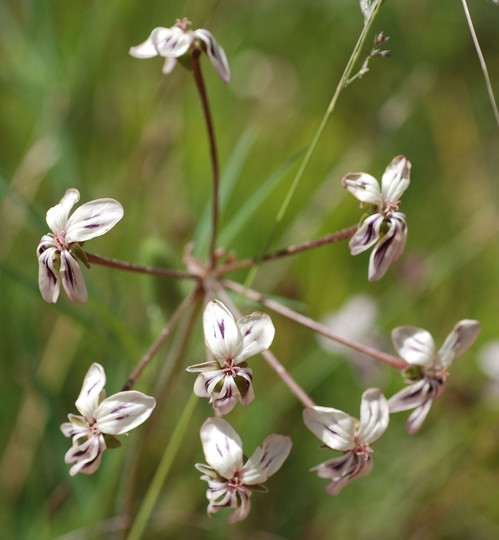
[195,417,292,523]
[303,388,389,495]
[187,300,275,416]
[60,363,155,476]
[342,155,411,281]
[36,188,123,303]
[129,18,230,83]
[389,319,481,434]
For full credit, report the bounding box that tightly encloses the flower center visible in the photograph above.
[223,359,239,378]
[175,17,192,32]
[353,438,373,458]
[227,472,244,491]
[384,199,401,215]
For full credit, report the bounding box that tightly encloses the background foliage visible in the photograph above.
[1,0,499,538]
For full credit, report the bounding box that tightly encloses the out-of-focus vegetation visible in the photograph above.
[1,0,499,538]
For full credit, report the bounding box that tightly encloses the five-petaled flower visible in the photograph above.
[60,363,156,476]
[36,188,123,303]
[187,300,275,416]
[303,388,389,495]
[195,417,292,523]
[389,319,481,434]
[129,18,230,83]
[342,155,411,281]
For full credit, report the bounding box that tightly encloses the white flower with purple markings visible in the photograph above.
[389,319,481,434]
[195,417,292,523]
[303,388,389,495]
[60,363,155,476]
[36,188,123,303]
[342,155,411,281]
[187,300,275,416]
[129,17,230,83]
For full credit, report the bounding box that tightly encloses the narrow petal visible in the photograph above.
[200,418,243,479]
[312,452,373,496]
[303,406,356,451]
[391,326,435,367]
[162,57,177,74]
[211,377,241,416]
[227,487,252,524]
[75,363,106,420]
[203,300,241,363]
[46,188,79,234]
[242,434,292,485]
[60,416,88,439]
[368,215,407,281]
[405,398,436,434]
[236,312,275,363]
[60,250,88,302]
[152,26,192,57]
[349,213,384,255]
[388,379,433,413]
[342,172,383,208]
[436,319,481,369]
[129,29,162,58]
[381,155,411,204]
[37,246,60,303]
[357,388,389,444]
[65,434,105,476]
[65,198,124,243]
[95,391,156,434]
[194,29,231,83]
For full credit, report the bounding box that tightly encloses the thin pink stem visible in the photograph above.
[86,252,195,279]
[215,285,316,407]
[223,279,408,370]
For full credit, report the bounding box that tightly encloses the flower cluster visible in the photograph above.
[303,388,389,495]
[187,300,275,416]
[342,155,411,281]
[389,319,481,433]
[195,418,292,523]
[60,363,155,476]
[37,188,123,303]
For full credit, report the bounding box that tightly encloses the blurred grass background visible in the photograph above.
[1,0,499,538]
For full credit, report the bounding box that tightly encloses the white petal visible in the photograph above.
[46,188,79,234]
[200,418,243,479]
[227,487,252,524]
[95,391,156,435]
[194,29,231,83]
[357,388,389,444]
[65,434,105,476]
[405,398,435,434]
[60,250,88,302]
[381,155,411,204]
[303,406,356,451]
[129,29,162,58]
[65,198,124,243]
[368,215,407,281]
[75,363,106,420]
[236,312,275,363]
[162,57,177,74]
[242,434,292,485]
[391,326,435,367]
[37,245,60,303]
[203,300,241,363]
[349,213,384,255]
[152,26,192,57]
[211,377,242,416]
[436,319,481,369]
[388,379,432,412]
[342,172,383,208]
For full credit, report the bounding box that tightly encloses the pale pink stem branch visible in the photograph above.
[215,284,316,407]
[223,279,408,370]
[122,287,201,390]
[86,252,195,279]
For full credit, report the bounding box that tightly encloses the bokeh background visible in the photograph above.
[1,0,499,538]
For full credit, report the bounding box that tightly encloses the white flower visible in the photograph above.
[303,388,389,495]
[36,188,123,303]
[60,363,155,476]
[129,18,230,83]
[195,417,292,523]
[389,319,481,434]
[342,155,411,281]
[187,300,275,416]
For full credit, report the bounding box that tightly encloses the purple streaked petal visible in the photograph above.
[203,300,241,362]
[65,198,123,243]
[46,188,79,234]
[94,390,156,435]
[368,215,407,281]
[342,172,383,208]
[37,246,60,303]
[357,388,389,444]
[391,326,435,367]
[194,29,231,83]
[236,312,275,363]
[75,363,106,420]
[349,213,384,255]
[380,155,411,204]
[436,319,481,369]
[312,452,373,495]
[303,406,356,451]
[388,379,434,413]
[200,418,243,479]
[242,434,292,485]
[65,433,105,476]
[152,26,192,57]
[60,250,87,302]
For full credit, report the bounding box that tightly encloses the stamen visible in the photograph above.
[175,17,192,32]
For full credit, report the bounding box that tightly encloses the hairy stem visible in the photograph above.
[216,285,316,407]
[223,279,408,370]
[217,224,358,275]
[86,252,195,279]
[191,50,220,269]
